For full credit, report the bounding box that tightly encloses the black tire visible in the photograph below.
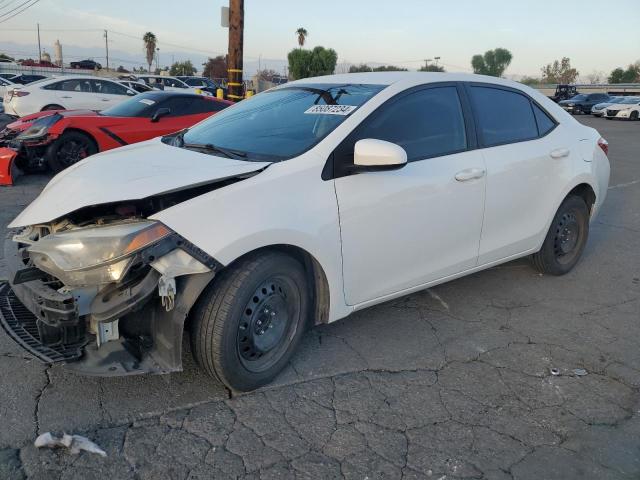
[190,252,309,392]
[41,104,64,111]
[631,111,639,121]
[531,195,589,275]
[45,131,97,172]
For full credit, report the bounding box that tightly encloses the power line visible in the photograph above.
[0,0,34,19]
[0,0,21,13]
[0,0,41,24]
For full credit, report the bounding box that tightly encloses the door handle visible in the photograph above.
[101,98,110,101]
[550,148,570,159]
[60,95,72,99]
[455,168,486,182]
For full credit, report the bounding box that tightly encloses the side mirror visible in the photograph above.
[126,89,136,96]
[353,139,407,171]
[151,107,171,122]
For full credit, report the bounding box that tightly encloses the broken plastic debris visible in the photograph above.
[573,368,588,376]
[34,432,107,457]
[550,368,560,376]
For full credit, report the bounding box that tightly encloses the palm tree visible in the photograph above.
[143,32,157,73]
[295,28,308,48]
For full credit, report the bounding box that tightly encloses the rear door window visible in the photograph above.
[469,86,538,146]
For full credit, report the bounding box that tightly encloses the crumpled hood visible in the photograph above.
[9,138,271,228]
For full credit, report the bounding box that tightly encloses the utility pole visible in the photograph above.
[434,56,441,68]
[227,0,244,101]
[37,23,42,62]
[104,30,109,71]
[424,58,432,69]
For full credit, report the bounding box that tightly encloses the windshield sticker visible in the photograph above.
[138,99,156,106]
[304,105,357,115]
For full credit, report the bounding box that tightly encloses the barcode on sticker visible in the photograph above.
[304,105,357,115]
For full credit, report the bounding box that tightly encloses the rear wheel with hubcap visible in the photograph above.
[190,252,309,392]
[531,195,590,275]
[45,131,97,172]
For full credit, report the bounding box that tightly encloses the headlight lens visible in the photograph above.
[16,114,60,141]
[27,221,171,286]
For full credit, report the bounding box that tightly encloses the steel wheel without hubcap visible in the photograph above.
[553,212,580,265]
[237,277,299,373]
[531,195,589,275]
[190,252,309,392]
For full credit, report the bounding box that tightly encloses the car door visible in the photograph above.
[333,84,486,306]
[466,84,575,265]
[50,78,94,109]
[90,79,132,109]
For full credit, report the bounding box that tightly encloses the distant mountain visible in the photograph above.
[0,40,287,79]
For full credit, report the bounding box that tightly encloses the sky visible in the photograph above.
[0,0,638,79]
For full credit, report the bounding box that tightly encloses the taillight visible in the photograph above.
[598,137,609,156]
[14,90,30,97]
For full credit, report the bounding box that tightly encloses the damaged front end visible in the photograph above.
[1,216,221,375]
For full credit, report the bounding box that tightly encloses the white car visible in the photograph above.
[591,96,623,117]
[117,80,154,93]
[3,72,610,392]
[2,76,136,116]
[137,75,212,96]
[0,76,15,101]
[604,96,640,120]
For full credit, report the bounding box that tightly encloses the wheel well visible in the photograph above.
[59,128,99,151]
[228,245,331,326]
[567,183,596,213]
[41,104,64,111]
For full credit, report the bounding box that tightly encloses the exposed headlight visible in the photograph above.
[567,103,574,106]
[27,221,171,286]
[16,114,60,141]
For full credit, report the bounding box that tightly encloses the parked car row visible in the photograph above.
[558,93,640,120]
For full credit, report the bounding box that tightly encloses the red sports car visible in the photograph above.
[0,91,232,185]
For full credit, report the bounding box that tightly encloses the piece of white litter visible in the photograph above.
[34,432,107,457]
[573,368,588,376]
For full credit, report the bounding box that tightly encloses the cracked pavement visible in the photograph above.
[0,117,639,479]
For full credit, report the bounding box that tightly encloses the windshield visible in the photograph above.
[569,94,587,101]
[101,92,159,117]
[619,97,640,104]
[179,83,384,161]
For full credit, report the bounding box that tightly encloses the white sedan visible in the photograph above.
[2,75,136,116]
[604,96,640,120]
[136,75,212,96]
[3,72,610,392]
[0,76,15,101]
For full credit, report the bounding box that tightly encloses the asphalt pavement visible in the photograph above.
[0,116,639,479]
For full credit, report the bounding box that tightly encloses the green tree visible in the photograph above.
[295,28,308,48]
[287,46,337,80]
[419,64,445,72]
[349,63,372,73]
[170,60,196,76]
[519,76,542,86]
[0,53,15,62]
[143,32,157,73]
[203,56,227,79]
[373,65,408,72]
[540,57,579,84]
[471,48,513,77]
[608,63,640,83]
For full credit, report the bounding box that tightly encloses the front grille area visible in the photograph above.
[606,110,618,117]
[0,282,85,363]
[0,127,19,146]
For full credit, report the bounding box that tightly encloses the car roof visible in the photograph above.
[285,71,534,90]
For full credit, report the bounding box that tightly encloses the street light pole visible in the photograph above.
[104,30,109,71]
[227,0,244,101]
[37,23,42,62]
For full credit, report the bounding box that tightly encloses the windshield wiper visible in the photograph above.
[182,142,248,160]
